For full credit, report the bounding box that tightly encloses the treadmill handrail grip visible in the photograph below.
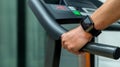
[28,0,120,59]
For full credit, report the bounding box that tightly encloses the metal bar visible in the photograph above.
[44,0,60,4]
[44,35,61,67]
[104,24,120,31]
[89,0,103,7]
[90,54,95,67]
[17,0,26,67]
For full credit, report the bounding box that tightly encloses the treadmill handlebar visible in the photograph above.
[28,0,120,59]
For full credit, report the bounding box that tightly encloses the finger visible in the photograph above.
[61,33,66,38]
[62,40,68,49]
[78,51,86,55]
[66,46,79,55]
[62,43,67,49]
[68,50,81,55]
[61,34,66,49]
[66,45,85,55]
[62,41,65,49]
[73,51,81,55]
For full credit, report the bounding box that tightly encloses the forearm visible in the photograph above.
[61,0,120,54]
[91,0,120,30]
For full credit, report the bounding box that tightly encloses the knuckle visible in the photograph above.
[62,42,68,48]
[61,33,66,38]
[67,45,74,50]
[64,42,68,45]
[61,34,64,38]
[61,37,66,42]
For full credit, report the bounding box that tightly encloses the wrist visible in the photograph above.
[80,16,101,37]
[78,25,93,41]
[90,16,103,30]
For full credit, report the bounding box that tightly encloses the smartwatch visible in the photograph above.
[80,16,101,37]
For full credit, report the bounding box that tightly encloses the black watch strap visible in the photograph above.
[81,16,101,37]
[89,27,101,36]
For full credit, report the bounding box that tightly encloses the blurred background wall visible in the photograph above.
[0,0,17,67]
[0,0,45,67]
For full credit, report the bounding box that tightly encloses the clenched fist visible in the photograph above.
[61,25,93,55]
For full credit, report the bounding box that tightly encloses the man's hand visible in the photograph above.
[61,25,93,55]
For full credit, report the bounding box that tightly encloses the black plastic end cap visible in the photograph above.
[113,47,120,59]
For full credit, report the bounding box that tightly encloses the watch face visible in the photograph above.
[81,16,94,31]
